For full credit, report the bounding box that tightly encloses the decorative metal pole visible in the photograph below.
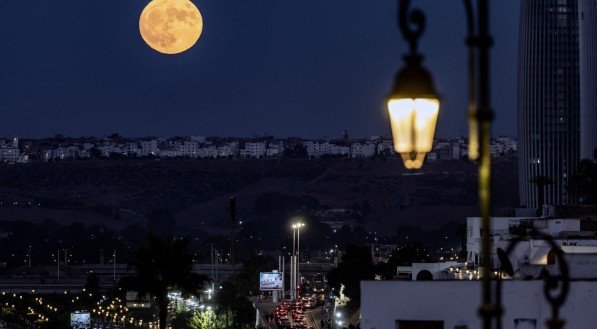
[397,0,493,327]
[496,231,570,329]
[472,0,494,327]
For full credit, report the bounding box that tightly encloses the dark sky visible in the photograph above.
[0,0,519,139]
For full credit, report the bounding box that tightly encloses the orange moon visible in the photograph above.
[139,0,203,55]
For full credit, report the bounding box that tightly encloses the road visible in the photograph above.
[253,298,280,329]
[306,306,324,329]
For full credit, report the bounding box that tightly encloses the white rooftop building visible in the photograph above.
[330,144,350,157]
[140,140,158,156]
[0,137,21,163]
[0,148,20,163]
[361,280,597,329]
[351,143,376,158]
[466,216,597,279]
[303,141,332,158]
[180,141,199,157]
[267,141,284,157]
[240,142,266,158]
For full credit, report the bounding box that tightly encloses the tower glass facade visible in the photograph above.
[518,0,582,208]
[579,0,597,160]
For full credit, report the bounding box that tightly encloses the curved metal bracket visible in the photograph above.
[399,0,426,55]
[495,230,570,329]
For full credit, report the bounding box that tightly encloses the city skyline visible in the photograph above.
[0,1,596,328]
[0,0,519,139]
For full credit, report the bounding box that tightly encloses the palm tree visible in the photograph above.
[132,235,208,329]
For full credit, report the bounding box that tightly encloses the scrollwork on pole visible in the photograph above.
[496,230,570,329]
[398,0,426,56]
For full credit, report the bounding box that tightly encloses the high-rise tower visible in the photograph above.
[579,0,597,160]
[518,0,596,208]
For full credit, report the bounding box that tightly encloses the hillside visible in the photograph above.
[0,157,519,235]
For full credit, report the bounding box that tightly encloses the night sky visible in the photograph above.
[0,0,519,139]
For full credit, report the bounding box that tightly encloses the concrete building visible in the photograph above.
[0,137,20,163]
[198,146,218,158]
[465,216,597,279]
[267,141,284,157]
[240,142,267,158]
[377,140,394,155]
[180,141,199,157]
[361,280,597,329]
[217,143,238,158]
[140,140,158,156]
[351,143,376,158]
[303,141,332,158]
[397,261,463,281]
[329,144,350,157]
[0,147,19,163]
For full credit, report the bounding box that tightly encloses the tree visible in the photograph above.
[131,235,209,329]
[84,273,100,296]
[282,145,308,158]
[327,245,375,310]
[214,279,255,328]
[375,242,434,279]
[89,147,102,158]
[568,159,597,204]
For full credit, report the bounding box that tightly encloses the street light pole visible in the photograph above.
[292,225,296,300]
[297,225,300,297]
[291,221,305,301]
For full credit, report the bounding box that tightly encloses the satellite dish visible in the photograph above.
[497,248,514,277]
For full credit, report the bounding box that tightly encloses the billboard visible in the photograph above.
[260,272,283,291]
[70,312,90,328]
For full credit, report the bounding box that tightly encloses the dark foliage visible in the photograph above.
[327,245,374,310]
[568,159,597,204]
[128,235,209,329]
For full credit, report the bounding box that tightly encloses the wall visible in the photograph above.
[361,280,597,329]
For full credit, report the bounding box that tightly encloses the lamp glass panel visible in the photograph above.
[388,98,439,154]
[400,152,427,169]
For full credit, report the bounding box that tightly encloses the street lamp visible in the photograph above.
[387,1,440,170]
[291,222,305,300]
[391,0,495,328]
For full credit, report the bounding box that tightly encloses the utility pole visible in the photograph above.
[229,196,238,276]
[28,246,32,268]
[216,249,219,283]
[57,249,60,281]
[113,250,116,282]
[282,256,285,300]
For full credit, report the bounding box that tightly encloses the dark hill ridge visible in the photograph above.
[0,157,518,234]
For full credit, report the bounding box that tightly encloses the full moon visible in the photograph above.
[139,0,203,55]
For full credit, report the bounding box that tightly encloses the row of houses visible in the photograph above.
[0,135,518,163]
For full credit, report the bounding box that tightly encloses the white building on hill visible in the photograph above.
[351,143,376,158]
[240,142,267,158]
